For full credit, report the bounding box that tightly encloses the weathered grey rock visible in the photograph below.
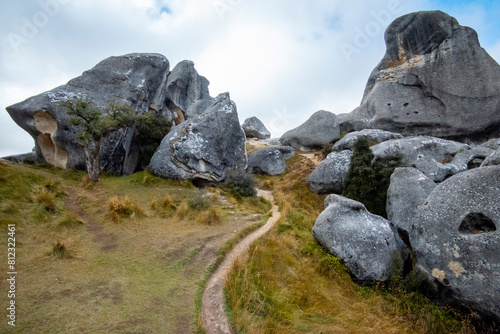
[247,147,286,176]
[387,168,436,235]
[447,145,495,174]
[280,110,340,151]
[313,195,407,284]
[371,136,470,182]
[6,53,171,174]
[410,166,500,320]
[165,60,213,122]
[339,11,500,142]
[306,150,353,194]
[1,152,43,165]
[265,138,282,146]
[275,146,295,160]
[242,117,271,139]
[482,149,500,167]
[333,129,403,151]
[148,93,246,182]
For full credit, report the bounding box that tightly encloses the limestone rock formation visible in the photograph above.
[306,150,353,195]
[280,110,340,151]
[242,117,271,139]
[482,149,500,167]
[410,166,500,320]
[148,93,246,183]
[333,129,403,151]
[313,194,407,284]
[386,167,436,235]
[247,147,287,176]
[371,136,470,182]
[275,146,295,160]
[339,11,500,142]
[165,60,214,123]
[6,53,171,174]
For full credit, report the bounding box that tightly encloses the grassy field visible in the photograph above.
[225,155,476,334]
[0,161,270,333]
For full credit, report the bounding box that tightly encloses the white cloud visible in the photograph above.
[0,0,498,157]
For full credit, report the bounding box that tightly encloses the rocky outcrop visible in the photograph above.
[333,129,403,151]
[371,136,470,182]
[386,168,436,235]
[247,147,287,176]
[1,152,43,165]
[482,149,500,167]
[410,166,500,320]
[6,53,172,174]
[280,110,340,151]
[148,93,246,183]
[242,117,271,139]
[339,11,500,142]
[275,146,295,160]
[313,195,407,284]
[306,150,352,194]
[165,60,213,123]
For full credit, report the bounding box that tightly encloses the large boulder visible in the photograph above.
[165,60,214,122]
[339,11,500,142]
[410,166,500,320]
[247,147,287,176]
[386,167,436,235]
[333,129,403,151]
[242,117,271,139]
[280,110,340,151]
[6,53,171,174]
[371,136,470,182]
[313,194,407,284]
[306,150,353,194]
[148,93,246,183]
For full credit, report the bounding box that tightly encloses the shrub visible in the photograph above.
[135,111,173,170]
[343,138,403,217]
[224,169,257,198]
[321,143,334,159]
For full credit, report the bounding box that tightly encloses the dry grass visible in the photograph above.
[225,155,474,334]
[0,165,267,334]
[107,196,145,222]
[196,207,223,225]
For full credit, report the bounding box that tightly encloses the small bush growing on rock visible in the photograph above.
[135,111,173,170]
[343,138,403,217]
[224,169,257,198]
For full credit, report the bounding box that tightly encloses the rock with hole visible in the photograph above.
[410,166,500,321]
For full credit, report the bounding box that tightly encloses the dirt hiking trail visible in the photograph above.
[201,189,281,334]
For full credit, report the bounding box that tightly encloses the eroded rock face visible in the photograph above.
[280,110,340,151]
[148,93,247,182]
[306,150,353,195]
[339,11,500,142]
[242,117,271,139]
[6,53,171,174]
[313,195,407,284]
[410,166,500,320]
[166,60,213,122]
[247,147,287,176]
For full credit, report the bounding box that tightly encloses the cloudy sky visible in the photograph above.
[1,0,499,157]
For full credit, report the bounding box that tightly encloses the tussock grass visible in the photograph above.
[225,154,474,334]
[107,196,145,222]
[48,240,72,259]
[0,161,267,333]
[196,207,223,225]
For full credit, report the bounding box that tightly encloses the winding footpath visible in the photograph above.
[201,189,281,334]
